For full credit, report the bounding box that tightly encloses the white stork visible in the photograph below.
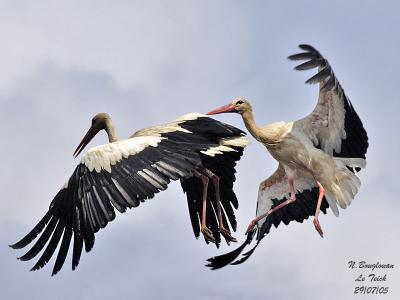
[206,44,368,269]
[10,112,249,275]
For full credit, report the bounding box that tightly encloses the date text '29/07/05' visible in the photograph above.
[348,260,394,295]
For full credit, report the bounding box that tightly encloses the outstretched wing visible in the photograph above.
[11,113,248,275]
[136,113,249,245]
[206,164,329,269]
[289,44,368,162]
[255,164,329,238]
[137,113,249,246]
[178,117,248,246]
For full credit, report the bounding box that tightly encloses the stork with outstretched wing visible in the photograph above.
[206,44,368,269]
[10,112,249,275]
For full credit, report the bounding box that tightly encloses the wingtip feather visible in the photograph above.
[9,243,20,249]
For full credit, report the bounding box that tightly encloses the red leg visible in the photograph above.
[246,176,296,234]
[210,172,237,243]
[313,181,325,238]
[194,171,215,243]
[201,167,237,243]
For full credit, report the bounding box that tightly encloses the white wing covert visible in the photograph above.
[255,164,330,236]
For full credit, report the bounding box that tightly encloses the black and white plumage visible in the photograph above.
[10,113,249,275]
[206,44,368,269]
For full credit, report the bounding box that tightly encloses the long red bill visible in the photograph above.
[207,104,236,115]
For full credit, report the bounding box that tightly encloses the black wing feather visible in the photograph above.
[180,117,245,245]
[206,187,330,269]
[31,219,65,271]
[18,216,58,261]
[53,225,72,276]
[10,211,52,249]
[12,115,247,274]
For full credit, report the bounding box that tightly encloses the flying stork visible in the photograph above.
[10,112,249,275]
[206,44,368,269]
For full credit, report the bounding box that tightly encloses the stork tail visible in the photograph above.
[231,240,261,265]
[206,228,256,270]
[328,157,366,210]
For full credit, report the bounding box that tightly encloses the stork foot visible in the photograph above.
[246,219,257,235]
[201,227,216,243]
[219,227,237,243]
[313,218,324,238]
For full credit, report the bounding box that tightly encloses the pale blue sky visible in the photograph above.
[1,1,399,299]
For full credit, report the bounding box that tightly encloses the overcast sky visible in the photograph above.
[1,1,399,299]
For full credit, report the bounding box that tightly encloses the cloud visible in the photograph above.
[0,1,254,90]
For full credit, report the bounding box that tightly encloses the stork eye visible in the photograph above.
[236,100,244,105]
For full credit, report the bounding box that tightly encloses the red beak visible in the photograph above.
[207,104,237,115]
[73,126,98,158]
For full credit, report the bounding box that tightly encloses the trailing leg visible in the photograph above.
[194,170,215,243]
[198,167,237,243]
[246,176,297,234]
[313,180,325,238]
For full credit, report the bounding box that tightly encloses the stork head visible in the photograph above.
[207,97,251,116]
[73,113,112,158]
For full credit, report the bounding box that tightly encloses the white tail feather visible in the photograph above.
[325,157,365,211]
[334,157,366,169]
[325,191,339,217]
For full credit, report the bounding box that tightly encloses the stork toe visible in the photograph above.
[313,218,324,238]
[246,220,257,235]
[201,227,216,243]
[219,227,237,243]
